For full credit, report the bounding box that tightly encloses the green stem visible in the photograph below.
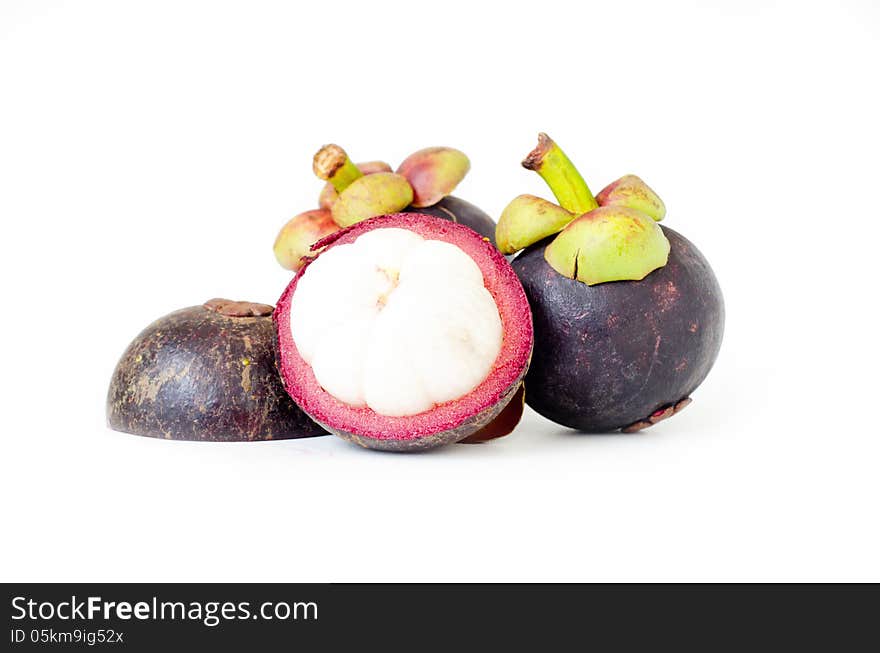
[521,133,598,214]
[313,144,363,193]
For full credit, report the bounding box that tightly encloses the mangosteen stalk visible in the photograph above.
[522,133,598,215]
[313,144,363,193]
[514,133,671,285]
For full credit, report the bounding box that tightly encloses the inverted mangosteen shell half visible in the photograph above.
[107,299,326,441]
[275,213,533,452]
[512,226,724,432]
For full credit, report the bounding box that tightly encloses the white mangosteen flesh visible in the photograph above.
[289,228,504,417]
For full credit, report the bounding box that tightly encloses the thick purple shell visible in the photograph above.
[107,304,326,441]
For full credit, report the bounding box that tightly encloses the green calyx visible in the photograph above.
[396,147,470,208]
[331,172,414,227]
[494,132,671,285]
[595,174,666,221]
[496,195,574,255]
[544,206,670,285]
[273,208,339,271]
[319,161,393,209]
[312,144,413,228]
[313,143,472,216]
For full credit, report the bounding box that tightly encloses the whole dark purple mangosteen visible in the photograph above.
[107,298,326,441]
[496,133,724,433]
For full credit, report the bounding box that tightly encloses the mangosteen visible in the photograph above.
[412,196,496,247]
[273,144,496,272]
[496,134,724,432]
[275,213,533,452]
[458,383,526,444]
[107,298,326,441]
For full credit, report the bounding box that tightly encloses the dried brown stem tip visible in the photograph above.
[522,132,554,171]
[520,133,597,215]
[312,144,364,193]
[313,144,349,180]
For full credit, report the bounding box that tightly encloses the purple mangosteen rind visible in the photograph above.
[405,195,497,246]
[304,375,527,453]
[459,382,527,444]
[511,226,724,432]
[107,299,326,442]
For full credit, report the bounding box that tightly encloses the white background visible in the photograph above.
[1,0,878,582]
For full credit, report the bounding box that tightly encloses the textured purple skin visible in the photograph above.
[511,227,724,432]
[406,196,497,246]
[305,378,525,452]
[107,305,326,441]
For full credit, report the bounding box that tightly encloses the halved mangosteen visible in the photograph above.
[107,299,326,441]
[275,214,533,452]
